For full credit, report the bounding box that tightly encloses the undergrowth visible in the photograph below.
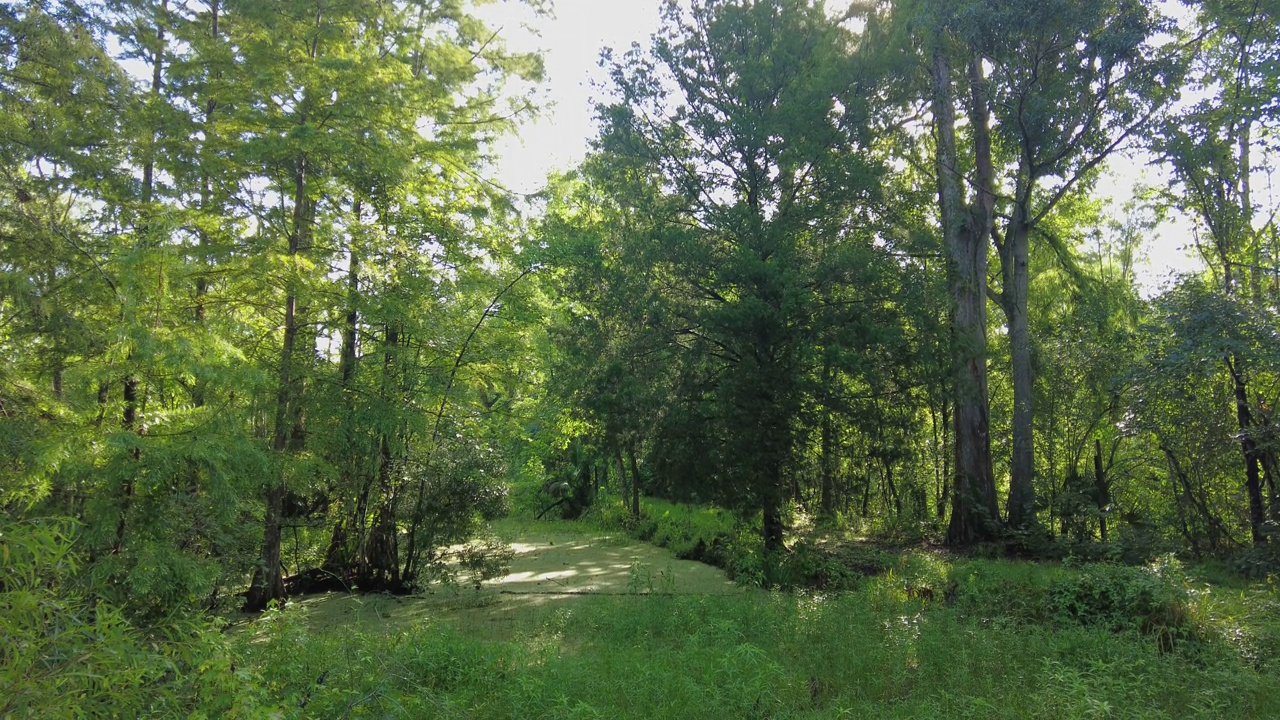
[218,492,1280,718]
[238,575,1280,719]
[0,518,262,718]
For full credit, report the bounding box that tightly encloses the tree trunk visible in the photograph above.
[762,482,785,554]
[245,154,308,612]
[615,448,630,516]
[1002,209,1035,528]
[115,5,166,555]
[627,443,641,521]
[1228,356,1268,544]
[114,374,140,553]
[820,405,835,520]
[1093,439,1108,543]
[323,231,362,575]
[932,397,952,520]
[931,45,999,545]
[367,430,401,589]
[193,0,219,349]
[883,456,901,517]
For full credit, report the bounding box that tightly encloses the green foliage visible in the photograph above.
[241,605,521,716]
[625,562,677,595]
[457,537,516,589]
[592,496,765,583]
[5,0,1280,709]
[545,0,907,551]
[1233,543,1280,580]
[1,0,548,615]
[764,539,868,591]
[944,555,1197,649]
[0,518,261,717]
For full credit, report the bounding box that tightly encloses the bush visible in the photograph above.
[588,496,767,583]
[1049,557,1193,638]
[947,555,1198,650]
[1233,542,1280,580]
[0,518,261,718]
[763,539,893,591]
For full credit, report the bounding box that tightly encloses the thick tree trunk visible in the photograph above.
[373,324,402,586]
[367,429,402,589]
[931,46,999,545]
[246,484,287,608]
[244,288,297,611]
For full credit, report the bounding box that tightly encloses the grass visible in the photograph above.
[236,578,1280,718]
[231,509,1280,719]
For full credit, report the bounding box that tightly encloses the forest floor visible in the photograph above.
[276,518,745,641]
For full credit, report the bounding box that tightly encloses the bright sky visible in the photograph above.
[477,0,665,195]
[480,0,1200,294]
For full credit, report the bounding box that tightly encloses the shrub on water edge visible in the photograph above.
[763,539,883,591]
[591,496,753,576]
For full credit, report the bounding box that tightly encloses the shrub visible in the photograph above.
[1049,558,1193,637]
[0,518,261,718]
[947,555,1199,650]
[1233,542,1280,580]
[765,539,891,591]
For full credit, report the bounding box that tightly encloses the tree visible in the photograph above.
[1156,0,1280,545]
[582,0,897,552]
[922,9,1003,543]
[1,0,544,615]
[919,0,1180,534]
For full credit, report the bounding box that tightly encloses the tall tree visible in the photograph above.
[1157,0,1280,544]
[586,0,895,552]
[924,16,1003,543]
[921,0,1179,533]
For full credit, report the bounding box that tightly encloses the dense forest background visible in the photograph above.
[3,0,1280,715]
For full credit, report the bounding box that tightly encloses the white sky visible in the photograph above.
[478,0,1202,295]
[477,0,665,195]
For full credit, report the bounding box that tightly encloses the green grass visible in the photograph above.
[232,515,1280,719]
[236,579,1280,719]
